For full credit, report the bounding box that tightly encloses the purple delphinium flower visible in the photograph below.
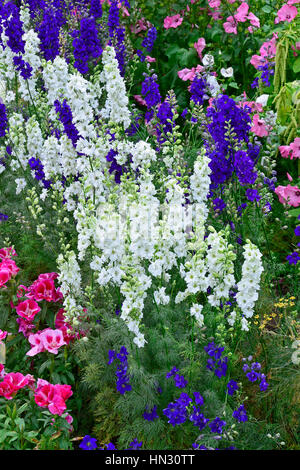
[128,438,142,450]
[286,252,300,265]
[189,406,210,430]
[174,374,188,388]
[213,197,226,212]
[0,103,8,137]
[209,417,226,434]
[227,379,239,396]
[246,370,259,382]
[79,435,98,450]
[143,405,159,421]
[141,74,161,109]
[246,188,261,202]
[232,404,248,423]
[294,226,300,237]
[166,366,179,379]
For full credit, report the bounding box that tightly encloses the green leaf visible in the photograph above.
[262,5,272,13]
[292,57,300,74]
[289,207,300,217]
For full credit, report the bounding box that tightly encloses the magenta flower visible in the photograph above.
[163,14,183,29]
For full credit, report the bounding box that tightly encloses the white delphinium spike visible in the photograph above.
[25,116,43,159]
[100,46,131,129]
[205,227,236,307]
[190,147,211,221]
[236,240,264,320]
[190,304,204,327]
[57,250,82,298]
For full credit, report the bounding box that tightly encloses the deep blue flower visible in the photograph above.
[174,374,188,388]
[189,406,209,430]
[246,188,261,202]
[79,435,98,450]
[259,380,269,391]
[232,404,248,423]
[141,75,161,109]
[0,103,8,137]
[166,366,179,379]
[194,392,204,406]
[246,370,259,382]
[143,405,159,421]
[294,226,300,237]
[0,213,8,221]
[227,379,239,396]
[128,438,142,450]
[38,8,60,61]
[286,252,300,265]
[209,417,226,434]
[213,197,226,212]
[141,26,157,52]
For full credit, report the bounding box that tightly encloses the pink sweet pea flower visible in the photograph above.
[260,35,277,58]
[0,364,5,378]
[250,54,267,69]
[133,95,147,106]
[290,137,300,159]
[194,37,206,59]
[34,382,73,416]
[223,16,238,34]
[275,4,298,23]
[146,56,156,62]
[39,328,66,354]
[26,332,46,357]
[16,299,41,322]
[208,0,221,7]
[0,268,11,288]
[251,114,269,137]
[0,372,32,399]
[0,247,17,259]
[275,185,300,207]
[0,329,7,342]
[279,145,292,158]
[0,259,19,276]
[163,14,183,29]
[247,12,260,28]
[234,3,249,22]
[16,317,36,338]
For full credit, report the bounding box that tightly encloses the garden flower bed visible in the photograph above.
[0,0,299,452]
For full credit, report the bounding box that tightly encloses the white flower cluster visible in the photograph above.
[99,46,131,129]
[205,227,236,308]
[236,240,264,330]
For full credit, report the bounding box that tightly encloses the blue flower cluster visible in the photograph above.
[166,366,188,388]
[3,2,25,54]
[242,357,269,391]
[108,346,132,395]
[205,95,260,191]
[137,26,157,62]
[143,405,159,421]
[90,0,103,19]
[190,75,208,106]
[38,8,60,62]
[13,56,33,80]
[232,404,248,423]
[0,103,8,138]
[54,99,80,146]
[73,17,102,75]
[141,75,161,121]
[0,213,8,221]
[204,341,228,378]
[28,157,52,188]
